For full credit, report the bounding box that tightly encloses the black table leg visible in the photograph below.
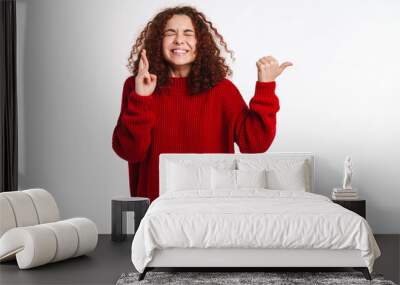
[112,201,126,241]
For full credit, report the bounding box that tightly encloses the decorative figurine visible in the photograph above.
[342,155,353,190]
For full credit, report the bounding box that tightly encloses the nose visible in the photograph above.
[173,33,185,45]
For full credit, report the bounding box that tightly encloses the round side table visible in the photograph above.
[111,196,150,242]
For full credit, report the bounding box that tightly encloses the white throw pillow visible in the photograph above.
[266,167,306,191]
[237,158,310,191]
[211,168,268,190]
[211,168,237,190]
[236,169,268,188]
[166,162,212,191]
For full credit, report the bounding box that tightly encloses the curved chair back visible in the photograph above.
[0,188,60,237]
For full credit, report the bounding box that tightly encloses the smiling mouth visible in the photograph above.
[171,49,189,55]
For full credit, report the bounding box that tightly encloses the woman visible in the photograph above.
[112,6,293,202]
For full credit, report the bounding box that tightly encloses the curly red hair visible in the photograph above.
[127,5,235,95]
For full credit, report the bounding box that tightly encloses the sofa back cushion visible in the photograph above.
[0,189,60,238]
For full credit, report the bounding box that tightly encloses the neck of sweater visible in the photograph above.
[168,76,188,91]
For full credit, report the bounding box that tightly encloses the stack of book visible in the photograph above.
[332,187,359,200]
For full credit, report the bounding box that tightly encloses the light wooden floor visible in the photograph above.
[0,234,398,285]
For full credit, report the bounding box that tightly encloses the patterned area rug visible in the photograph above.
[116,271,396,285]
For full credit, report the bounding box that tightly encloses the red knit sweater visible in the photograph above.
[112,76,280,202]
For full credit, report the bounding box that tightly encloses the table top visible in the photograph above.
[111,196,149,202]
[332,199,365,202]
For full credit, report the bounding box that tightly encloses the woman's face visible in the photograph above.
[162,14,197,76]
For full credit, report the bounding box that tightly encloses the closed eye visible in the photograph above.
[164,33,194,37]
[163,29,195,37]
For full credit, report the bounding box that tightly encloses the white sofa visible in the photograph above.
[0,188,98,269]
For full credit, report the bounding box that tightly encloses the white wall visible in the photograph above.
[16,0,400,234]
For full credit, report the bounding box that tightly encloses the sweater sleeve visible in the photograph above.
[227,80,280,153]
[112,76,156,162]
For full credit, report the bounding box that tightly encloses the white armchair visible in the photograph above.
[0,188,98,269]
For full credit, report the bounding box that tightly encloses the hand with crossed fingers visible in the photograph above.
[135,49,157,96]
